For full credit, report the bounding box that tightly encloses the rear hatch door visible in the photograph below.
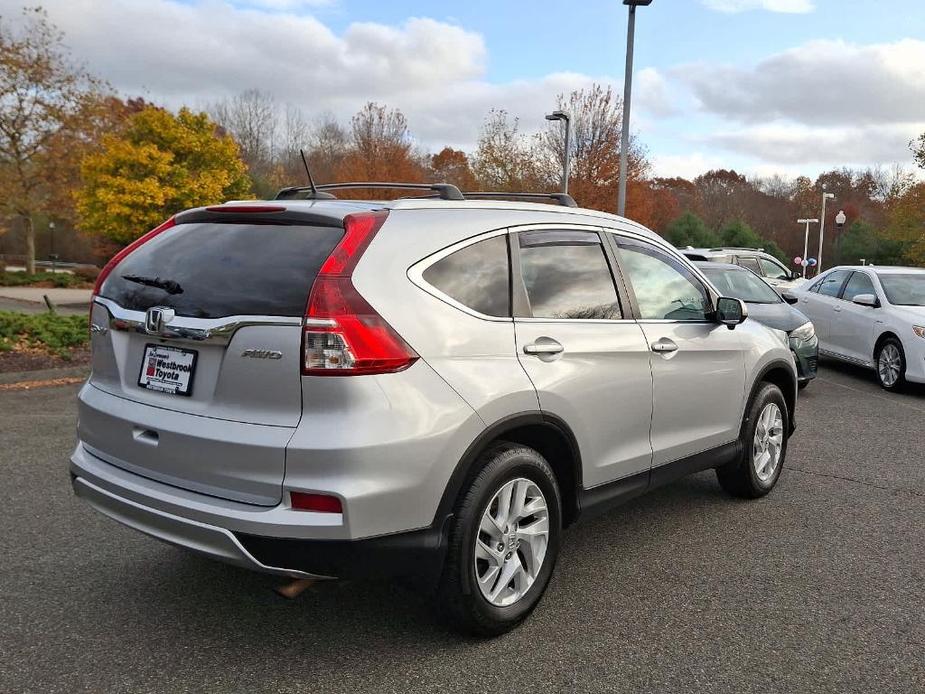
[82,207,345,504]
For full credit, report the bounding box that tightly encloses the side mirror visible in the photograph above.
[791,271,802,280]
[782,292,799,305]
[715,297,748,329]
[852,293,879,308]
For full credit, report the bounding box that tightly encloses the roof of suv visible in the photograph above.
[214,197,661,240]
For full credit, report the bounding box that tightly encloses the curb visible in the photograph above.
[0,365,90,385]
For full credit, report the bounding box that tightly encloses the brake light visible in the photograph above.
[302,210,418,376]
[290,492,343,514]
[205,205,285,213]
[93,217,177,297]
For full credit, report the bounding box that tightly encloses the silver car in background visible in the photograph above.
[71,184,798,635]
[790,265,925,390]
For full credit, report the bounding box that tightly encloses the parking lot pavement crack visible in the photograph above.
[788,465,925,498]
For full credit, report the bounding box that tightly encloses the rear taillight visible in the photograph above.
[302,210,418,376]
[93,217,177,298]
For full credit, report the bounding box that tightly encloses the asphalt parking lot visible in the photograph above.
[1,362,923,694]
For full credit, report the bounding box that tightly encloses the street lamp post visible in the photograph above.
[817,191,835,274]
[617,0,653,217]
[798,218,818,278]
[545,110,571,195]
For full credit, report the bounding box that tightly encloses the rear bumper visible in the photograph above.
[71,442,451,580]
[72,475,329,579]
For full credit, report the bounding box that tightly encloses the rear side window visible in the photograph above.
[422,235,510,317]
[99,222,343,318]
[737,257,762,274]
[517,230,621,320]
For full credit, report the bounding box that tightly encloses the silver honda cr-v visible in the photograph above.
[71,184,797,635]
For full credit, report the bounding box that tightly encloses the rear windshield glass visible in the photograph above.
[99,222,343,318]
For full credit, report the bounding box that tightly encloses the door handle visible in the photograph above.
[523,341,564,355]
[833,306,841,312]
[650,339,679,354]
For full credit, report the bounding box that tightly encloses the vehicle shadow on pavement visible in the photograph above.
[73,472,733,651]
[815,355,925,399]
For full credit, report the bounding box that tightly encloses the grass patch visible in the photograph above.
[0,271,93,288]
[0,311,89,358]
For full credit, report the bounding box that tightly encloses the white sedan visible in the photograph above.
[788,266,925,391]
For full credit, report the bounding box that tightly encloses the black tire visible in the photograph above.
[797,380,809,391]
[716,382,788,499]
[437,442,561,637]
[875,337,906,392]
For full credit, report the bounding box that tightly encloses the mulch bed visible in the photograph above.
[0,347,90,374]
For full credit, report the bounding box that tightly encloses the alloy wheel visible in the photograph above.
[474,478,549,607]
[878,344,902,388]
[753,402,784,483]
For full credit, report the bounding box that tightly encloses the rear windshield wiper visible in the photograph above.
[121,274,184,295]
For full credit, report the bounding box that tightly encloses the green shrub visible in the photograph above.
[0,271,90,288]
[0,311,89,358]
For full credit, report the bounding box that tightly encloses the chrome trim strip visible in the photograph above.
[94,296,301,346]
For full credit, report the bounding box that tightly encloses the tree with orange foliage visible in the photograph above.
[336,102,425,195]
[430,147,476,191]
[536,84,649,213]
[472,109,541,192]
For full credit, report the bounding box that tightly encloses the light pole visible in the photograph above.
[545,110,571,195]
[834,209,847,262]
[617,0,653,217]
[798,218,818,278]
[48,221,57,274]
[817,191,835,274]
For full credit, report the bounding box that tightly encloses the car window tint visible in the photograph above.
[617,240,711,321]
[737,257,762,274]
[518,231,621,320]
[817,270,851,298]
[842,272,876,302]
[99,222,343,318]
[423,234,510,317]
[759,257,790,280]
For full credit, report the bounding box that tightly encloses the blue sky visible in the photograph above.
[8,0,925,180]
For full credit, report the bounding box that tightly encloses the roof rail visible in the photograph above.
[463,191,578,208]
[708,246,765,252]
[275,182,464,201]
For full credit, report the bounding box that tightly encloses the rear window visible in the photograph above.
[99,222,343,318]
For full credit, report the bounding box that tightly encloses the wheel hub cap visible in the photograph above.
[753,402,784,483]
[474,478,549,607]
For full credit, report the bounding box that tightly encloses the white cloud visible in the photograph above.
[0,0,628,152]
[651,152,730,179]
[704,121,925,166]
[635,68,681,118]
[702,0,814,13]
[675,39,925,127]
